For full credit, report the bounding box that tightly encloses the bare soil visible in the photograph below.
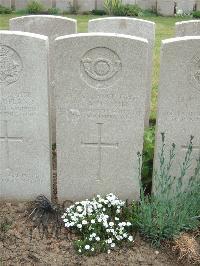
[0,201,189,266]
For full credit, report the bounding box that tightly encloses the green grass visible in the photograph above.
[0,14,197,120]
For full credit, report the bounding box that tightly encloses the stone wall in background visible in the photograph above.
[2,0,200,15]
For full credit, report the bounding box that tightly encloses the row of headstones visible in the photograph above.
[1,0,200,15]
[0,0,104,12]
[0,16,200,202]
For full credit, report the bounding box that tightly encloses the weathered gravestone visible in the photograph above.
[55,0,73,11]
[77,0,95,12]
[10,15,77,144]
[55,33,148,202]
[175,20,200,37]
[0,0,11,8]
[176,0,195,14]
[0,31,51,200]
[154,36,200,191]
[88,17,155,127]
[136,0,156,10]
[157,0,175,16]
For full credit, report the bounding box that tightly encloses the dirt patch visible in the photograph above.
[0,202,189,266]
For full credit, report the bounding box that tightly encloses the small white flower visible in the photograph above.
[128,235,134,242]
[98,218,102,222]
[126,222,131,226]
[96,236,100,241]
[78,249,82,253]
[77,206,83,212]
[107,249,111,254]
[82,220,87,225]
[107,238,112,244]
[85,245,90,250]
[111,243,115,248]
[123,233,128,238]
[63,218,68,222]
[115,217,119,221]
[91,247,94,251]
[91,219,95,224]
[103,208,106,211]
[109,222,114,227]
[116,209,121,214]
[77,224,82,229]
[91,233,96,237]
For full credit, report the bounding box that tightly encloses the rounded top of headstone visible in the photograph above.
[175,20,200,26]
[89,17,155,26]
[0,30,48,41]
[10,15,77,23]
[55,32,148,44]
[162,36,200,46]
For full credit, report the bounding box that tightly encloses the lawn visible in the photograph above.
[0,14,195,120]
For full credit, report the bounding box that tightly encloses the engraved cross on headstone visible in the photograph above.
[0,120,23,170]
[82,123,119,182]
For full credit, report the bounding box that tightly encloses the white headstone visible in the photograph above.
[136,0,157,10]
[56,0,73,11]
[157,0,175,16]
[154,36,200,191]
[176,0,195,13]
[0,0,11,8]
[88,17,155,127]
[0,31,51,200]
[197,0,200,11]
[15,0,53,10]
[55,33,148,202]
[175,20,200,37]
[10,15,77,144]
[77,0,95,12]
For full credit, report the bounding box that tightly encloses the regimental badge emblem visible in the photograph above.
[0,45,23,87]
[81,47,122,88]
[189,55,200,91]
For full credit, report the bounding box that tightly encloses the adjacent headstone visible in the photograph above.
[175,20,200,37]
[197,0,200,11]
[10,15,77,144]
[0,0,11,8]
[157,0,175,16]
[56,0,73,11]
[55,33,148,202]
[136,0,157,11]
[176,0,195,13]
[154,36,200,191]
[88,17,155,127]
[77,0,95,12]
[96,0,104,10]
[15,0,53,10]
[0,31,51,200]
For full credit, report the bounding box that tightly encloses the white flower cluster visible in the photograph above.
[175,8,191,17]
[62,193,134,254]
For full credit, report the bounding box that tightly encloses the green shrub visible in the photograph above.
[0,5,12,14]
[47,7,59,15]
[135,134,200,246]
[104,0,122,15]
[27,0,44,14]
[91,9,106,16]
[124,4,142,17]
[192,11,200,18]
[142,126,155,191]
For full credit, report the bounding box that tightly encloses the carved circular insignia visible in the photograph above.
[189,56,200,91]
[80,47,122,88]
[0,45,23,87]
